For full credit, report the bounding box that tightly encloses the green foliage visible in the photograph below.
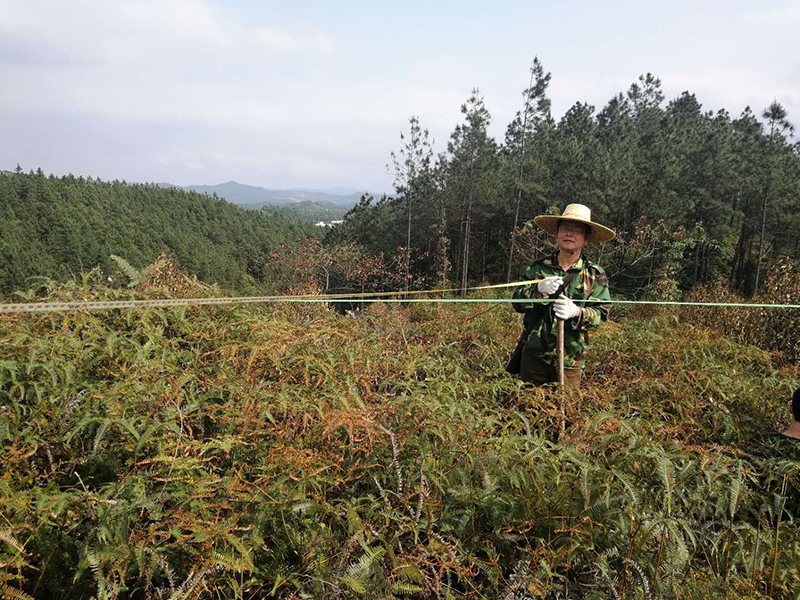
[330,64,800,299]
[1,273,799,598]
[684,257,800,363]
[110,255,141,288]
[0,171,316,295]
[262,201,348,224]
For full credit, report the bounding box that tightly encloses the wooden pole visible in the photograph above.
[557,318,566,435]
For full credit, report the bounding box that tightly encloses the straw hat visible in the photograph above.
[533,204,616,243]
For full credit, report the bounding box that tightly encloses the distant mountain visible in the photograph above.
[158,181,382,209]
[314,186,363,196]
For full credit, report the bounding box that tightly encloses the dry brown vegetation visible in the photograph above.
[1,267,799,598]
[683,258,800,363]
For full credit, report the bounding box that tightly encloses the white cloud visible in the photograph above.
[0,0,344,126]
[4,0,798,191]
[659,67,800,119]
[251,27,336,53]
[0,0,335,68]
[741,5,800,28]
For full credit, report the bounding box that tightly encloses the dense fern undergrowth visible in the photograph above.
[1,273,800,599]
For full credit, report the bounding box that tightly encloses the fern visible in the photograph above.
[391,580,424,595]
[624,559,653,600]
[4,277,800,598]
[658,455,674,516]
[728,467,743,520]
[611,468,641,508]
[0,531,26,556]
[170,565,225,600]
[110,255,141,288]
[338,575,367,595]
[0,585,36,600]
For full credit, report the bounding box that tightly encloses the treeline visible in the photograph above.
[0,169,317,294]
[328,60,800,297]
[262,201,348,224]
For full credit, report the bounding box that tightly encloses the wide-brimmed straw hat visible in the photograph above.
[533,204,616,243]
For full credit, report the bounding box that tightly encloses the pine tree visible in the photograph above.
[754,101,794,291]
[389,116,434,291]
[505,57,552,281]
[445,89,498,294]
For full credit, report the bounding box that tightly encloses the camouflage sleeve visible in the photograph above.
[511,264,545,314]
[578,269,610,332]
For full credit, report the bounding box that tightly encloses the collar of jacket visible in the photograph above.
[543,253,586,272]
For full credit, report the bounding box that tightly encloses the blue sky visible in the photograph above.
[1,0,798,192]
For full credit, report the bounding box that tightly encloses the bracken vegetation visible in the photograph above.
[683,259,800,364]
[2,260,799,599]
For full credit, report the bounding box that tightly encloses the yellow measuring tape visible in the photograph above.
[2,279,800,314]
[0,280,543,314]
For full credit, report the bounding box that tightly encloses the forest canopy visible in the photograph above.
[330,64,800,298]
[0,169,317,294]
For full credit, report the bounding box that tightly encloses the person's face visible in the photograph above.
[556,221,588,253]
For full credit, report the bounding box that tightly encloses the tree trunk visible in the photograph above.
[461,155,477,296]
[729,191,739,228]
[506,66,536,282]
[406,190,412,292]
[461,203,472,295]
[701,242,709,283]
[731,201,752,289]
[742,237,757,294]
[755,122,777,293]
[754,189,768,292]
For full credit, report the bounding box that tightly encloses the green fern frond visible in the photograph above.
[0,585,36,600]
[624,558,653,600]
[345,553,374,580]
[339,575,367,595]
[0,531,26,556]
[612,469,640,507]
[729,468,743,519]
[291,500,319,515]
[110,254,141,287]
[658,456,674,516]
[391,581,424,595]
[580,464,592,510]
[212,550,252,573]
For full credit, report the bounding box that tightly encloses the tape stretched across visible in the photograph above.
[2,278,800,316]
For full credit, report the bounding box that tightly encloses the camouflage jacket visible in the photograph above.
[512,254,611,369]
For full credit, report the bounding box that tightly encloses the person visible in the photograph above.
[508,204,615,390]
[780,388,800,441]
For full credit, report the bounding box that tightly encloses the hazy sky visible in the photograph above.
[2,0,798,192]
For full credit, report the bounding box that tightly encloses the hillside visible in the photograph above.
[160,180,374,209]
[0,170,318,294]
[262,200,348,224]
[1,272,799,598]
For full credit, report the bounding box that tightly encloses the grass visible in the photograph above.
[1,277,799,599]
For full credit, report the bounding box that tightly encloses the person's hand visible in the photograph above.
[554,294,581,320]
[537,276,563,295]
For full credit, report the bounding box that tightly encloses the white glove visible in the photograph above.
[537,276,563,296]
[554,294,581,320]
